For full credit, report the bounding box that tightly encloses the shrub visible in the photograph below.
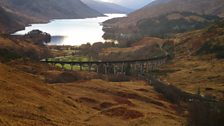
[24,30,51,45]
[0,48,21,62]
[197,39,224,59]
[107,74,130,82]
[45,71,83,83]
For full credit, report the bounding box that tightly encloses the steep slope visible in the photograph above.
[0,0,103,19]
[103,0,224,46]
[81,0,132,14]
[107,0,224,28]
[0,7,26,33]
[0,0,103,33]
[136,12,220,37]
[0,34,51,62]
[103,12,220,46]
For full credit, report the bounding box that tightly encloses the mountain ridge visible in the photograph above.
[82,0,132,14]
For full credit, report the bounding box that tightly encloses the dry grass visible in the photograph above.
[0,36,51,61]
[160,57,224,101]
[100,37,164,58]
[159,24,224,101]
[99,37,166,61]
[0,62,184,126]
[52,79,184,126]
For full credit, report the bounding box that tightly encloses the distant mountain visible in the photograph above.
[0,0,103,33]
[81,0,132,14]
[110,0,154,10]
[107,0,224,28]
[103,0,224,47]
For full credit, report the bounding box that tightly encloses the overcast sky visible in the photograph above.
[96,0,155,9]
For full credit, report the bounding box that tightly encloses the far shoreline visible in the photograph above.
[14,13,126,46]
[11,14,108,35]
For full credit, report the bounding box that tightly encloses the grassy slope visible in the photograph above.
[106,0,224,28]
[0,63,82,126]
[160,56,224,100]
[99,37,166,60]
[0,62,184,126]
[159,23,224,101]
[0,35,51,61]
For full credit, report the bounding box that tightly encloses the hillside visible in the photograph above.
[0,0,223,125]
[0,31,185,125]
[106,0,224,28]
[98,37,169,61]
[0,33,51,62]
[101,20,224,101]
[0,7,27,33]
[103,0,224,46]
[0,59,184,125]
[102,0,224,44]
[103,11,221,45]
[136,12,220,38]
[81,0,132,14]
[158,20,224,101]
[0,0,103,33]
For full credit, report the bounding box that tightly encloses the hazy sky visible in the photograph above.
[97,0,154,9]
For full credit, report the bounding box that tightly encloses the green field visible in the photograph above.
[47,55,96,71]
[48,55,92,62]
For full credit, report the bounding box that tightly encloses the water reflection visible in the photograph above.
[14,14,126,45]
[51,36,67,45]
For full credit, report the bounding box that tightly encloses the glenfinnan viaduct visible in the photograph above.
[41,56,168,75]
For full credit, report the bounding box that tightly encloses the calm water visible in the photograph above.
[14,14,126,45]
